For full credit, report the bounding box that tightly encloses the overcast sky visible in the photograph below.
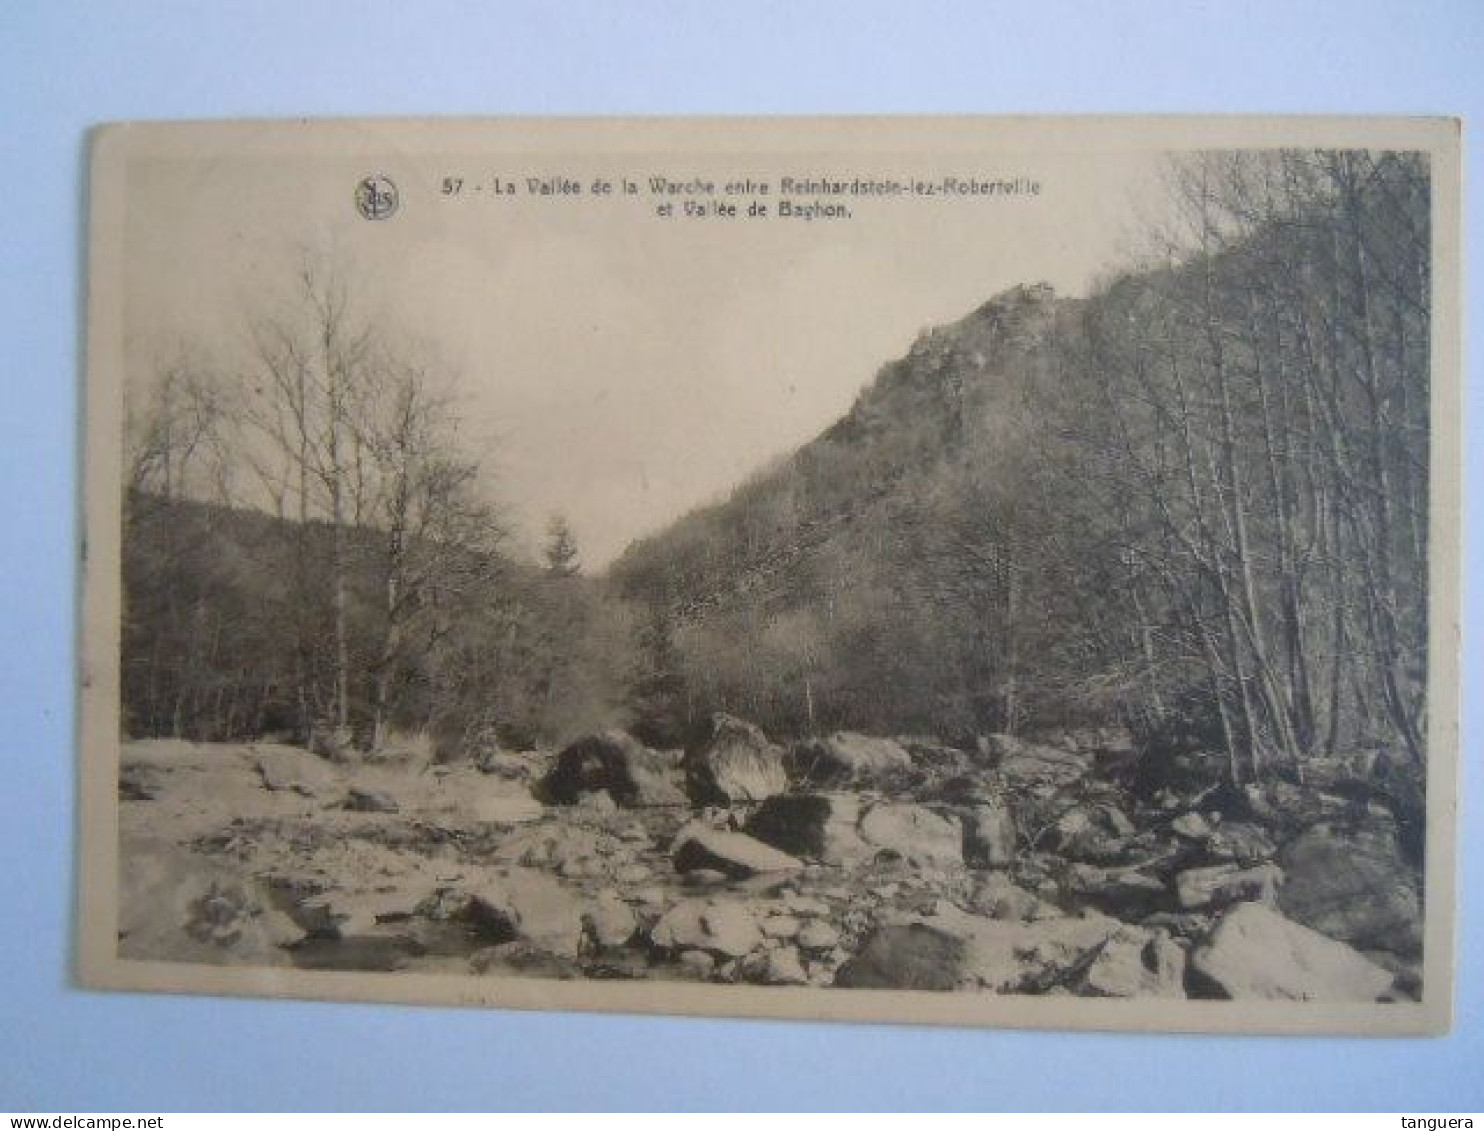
[122,137,1168,568]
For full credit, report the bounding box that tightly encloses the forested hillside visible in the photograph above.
[121,259,640,755]
[123,491,637,751]
[611,282,1077,742]
[613,150,1431,786]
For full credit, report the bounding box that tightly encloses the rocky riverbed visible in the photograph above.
[115,716,1425,1001]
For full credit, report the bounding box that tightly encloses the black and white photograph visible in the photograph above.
[78,117,1461,1033]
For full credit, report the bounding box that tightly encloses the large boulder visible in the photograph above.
[745,793,873,865]
[858,803,964,869]
[538,731,686,808]
[683,713,789,804]
[462,866,586,959]
[1276,821,1423,954]
[788,732,912,787]
[1189,901,1395,1001]
[671,822,804,878]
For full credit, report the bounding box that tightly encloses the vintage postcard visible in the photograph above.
[78,117,1461,1034]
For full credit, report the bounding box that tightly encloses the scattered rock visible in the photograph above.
[925,907,1130,992]
[1046,803,1136,863]
[118,851,300,966]
[1363,949,1425,1003]
[1189,901,1395,1001]
[650,898,763,958]
[683,713,789,804]
[796,921,841,951]
[757,945,809,986]
[745,793,873,865]
[1073,931,1186,998]
[615,862,652,885]
[1206,821,1277,864]
[900,738,972,774]
[584,890,637,948]
[1063,863,1168,906]
[366,730,436,772]
[469,793,545,824]
[1130,747,1228,801]
[1175,862,1283,911]
[961,800,1018,867]
[788,732,913,786]
[681,868,730,889]
[761,915,801,940]
[309,724,357,763]
[119,763,164,801]
[538,731,687,808]
[117,725,1420,1000]
[296,885,437,937]
[840,905,1132,993]
[677,949,716,977]
[575,790,619,817]
[470,940,580,980]
[253,744,341,796]
[477,749,547,781]
[343,787,399,814]
[493,823,606,873]
[1277,822,1423,954]
[782,892,832,917]
[923,774,999,805]
[1140,910,1216,940]
[834,923,965,991]
[1171,812,1215,841]
[858,803,964,868]
[994,737,1092,785]
[967,873,1058,921]
[671,822,804,878]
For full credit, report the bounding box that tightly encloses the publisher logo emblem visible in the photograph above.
[355,174,399,220]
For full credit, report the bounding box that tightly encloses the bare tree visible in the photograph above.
[240,255,375,739]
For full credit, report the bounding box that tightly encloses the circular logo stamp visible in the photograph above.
[354,174,400,220]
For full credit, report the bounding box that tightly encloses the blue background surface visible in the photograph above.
[1,0,1479,1111]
